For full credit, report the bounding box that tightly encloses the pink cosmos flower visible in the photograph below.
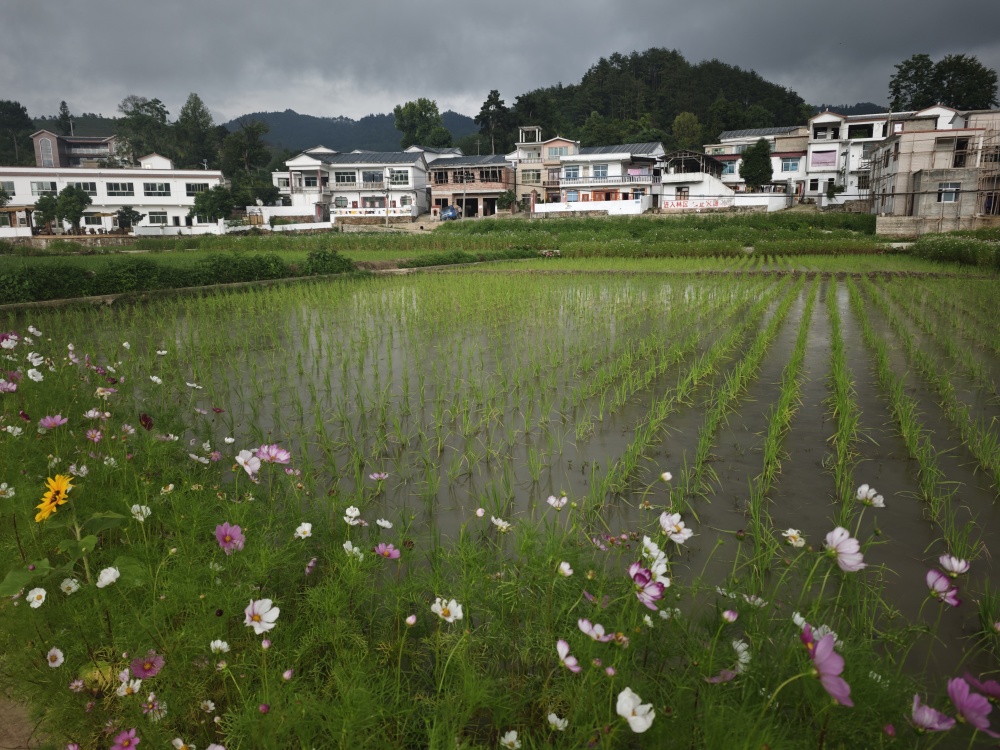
[215,522,245,555]
[824,527,866,572]
[39,414,68,430]
[705,669,738,684]
[578,618,615,642]
[369,472,389,481]
[802,624,853,706]
[110,729,140,750]
[964,673,1000,702]
[948,677,999,737]
[926,569,961,607]
[556,639,581,673]
[939,554,970,577]
[209,451,222,462]
[374,543,400,559]
[628,562,664,611]
[305,557,317,576]
[69,679,84,692]
[256,444,291,464]
[911,694,956,732]
[582,590,610,609]
[130,650,164,679]
[86,429,102,444]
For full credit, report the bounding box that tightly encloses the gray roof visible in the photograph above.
[309,151,423,165]
[409,145,464,155]
[718,126,801,140]
[579,142,663,155]
[430,155,509,167]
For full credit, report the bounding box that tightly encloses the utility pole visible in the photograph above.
[384,167,390,228]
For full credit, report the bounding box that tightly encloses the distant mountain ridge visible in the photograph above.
[221,109,478,153]
[812,102,889,116]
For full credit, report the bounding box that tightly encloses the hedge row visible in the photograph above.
[396,247,541,268]
[909,234,1000,270]
[0,248,356,305]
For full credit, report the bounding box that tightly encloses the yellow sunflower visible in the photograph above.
[35,474,73,523]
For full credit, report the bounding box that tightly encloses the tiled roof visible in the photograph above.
[579,142,663,155]
[718,126,801,140]
[310,151,423,165]
[430,155,509,167]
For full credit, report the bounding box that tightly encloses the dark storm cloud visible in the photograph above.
[3,0,998,122]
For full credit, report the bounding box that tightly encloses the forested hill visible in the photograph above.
[221,110,477,152]
[812,102,888,116]
[511,48,811,146]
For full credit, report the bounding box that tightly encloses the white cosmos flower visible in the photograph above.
[499,730,521,749]
[117,678,142,696]
[0,482,14,498]
[235,450,260,477]
[548,713,568,731]
[131,504,151,522]
[344,506,361,526]
[546,495,567,510]
[659,512,693,544]
[46,647,64,668]
[616,687,655,732]
[27,352,44,367]
[782,528,805,548]
[209,640,230,654]
[189,453,210,465]
[156,350,167,356]
[939,554,970,576]
[491,516,511,533]
[244,599,280,635]
[202,441,212,452]
[4,426,23,437]
[122,341,130,349]
[27,587,46,608]
[644,614,654,628]
[557,561,573,577]
[201,699,215,712]
[343,540,363,560]
[431,597,463,623]
[28,326,42,336]
[376,518,393,529]
[855,484,885,508]
[96,567,120,588]
[733,639,751,673]
[660,471,673,482]
[186,382,203,389]
[27,368,43,382]
[294,522,312,539]
[60,578,80,595]
[224,437,235,444]
[149,375,162,385]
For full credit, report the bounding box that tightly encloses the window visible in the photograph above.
[107,182,134,196]
[31,181,57,196]
[277,177,290,188]
[710,147,725,155]
[303,176,318,188]
[334,171,355,184]
[566,190,579,202]
[811,150,837,167]
[676,187,689,200]
[186,183,209,196]
[194,216,209,224]
[400,195,412,207]
[809,179,819,191]
[547,146,568,158]
[781,157,800,172]
[143,182,170,196]
[433,170,449,184]
[0,180,13,195]
[84,215,102,226]
[722,162,736,175]
[454,170,475,184]
[564,166,580,180]
[954,138,970,169]
[862,142,877,159]
[858,174,870,190]
[68,182,98,195]
[334,196,348,208]
[478,168,503,183]
[148,211,168,224]
[937,182,960,203]
[594,164,608,178]
[362,170,383,184]
[893,143,900,162]
[389,169,409,185]
[847,124,874,139]
[522,169,541,184]
[39,137,53,167]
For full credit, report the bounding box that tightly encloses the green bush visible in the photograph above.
[909,234,1000,270]
[303,247,355,275]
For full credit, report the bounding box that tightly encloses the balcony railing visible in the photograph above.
[68,148,110,156]
[542,179,560,187]
[331,206,417,217]
[333,181,358,189]
[559,174,660,187]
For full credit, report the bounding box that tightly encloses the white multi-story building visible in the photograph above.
[273,147,429,221]
[0,154,225,237]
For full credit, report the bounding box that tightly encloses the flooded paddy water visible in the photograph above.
[3,261,999,747]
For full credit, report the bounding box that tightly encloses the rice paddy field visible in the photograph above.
[1,218,999,748]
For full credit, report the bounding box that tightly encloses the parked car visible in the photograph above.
[440,205,461,221]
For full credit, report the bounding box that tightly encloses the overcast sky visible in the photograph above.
[3,0,998,124]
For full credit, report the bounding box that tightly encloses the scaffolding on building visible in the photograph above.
[974,128,1000,215]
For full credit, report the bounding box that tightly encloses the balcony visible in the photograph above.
[543,179,561,187]
[333,181,358,190]
[331,206,417,217]
[68,147,110,156]
[559,174,659,188]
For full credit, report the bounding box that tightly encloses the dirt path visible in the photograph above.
[0,699,36,749]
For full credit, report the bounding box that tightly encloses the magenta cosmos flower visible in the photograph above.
[111,729,140,750]
[802,624,853,706]
[964,673,1000,702]
[911,694,955,732]
[130,650,164,679]
[948,677,1000,737]
[824,527,866,572]
[556,639,581,673]
[374,543,400,559]
[926,569,961,607]
[39,414,68,430]
[215,522,245,555]
[255,444,291,464]
[628,562,664,610]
